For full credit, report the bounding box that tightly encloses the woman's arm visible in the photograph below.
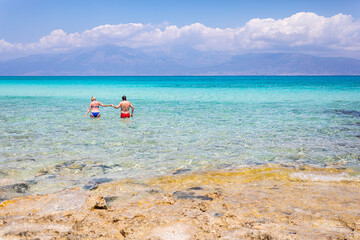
[84,104,91,117]
[99,102,112,107]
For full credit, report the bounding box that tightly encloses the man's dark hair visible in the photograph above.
[122,95,126,100]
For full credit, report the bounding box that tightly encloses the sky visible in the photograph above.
[1,0,360,60]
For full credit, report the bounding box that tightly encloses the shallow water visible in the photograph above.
[0,76,359,197]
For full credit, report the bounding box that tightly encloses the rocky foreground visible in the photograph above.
[0,165,359,240]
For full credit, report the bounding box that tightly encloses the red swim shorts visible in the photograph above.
[121,113,130,118]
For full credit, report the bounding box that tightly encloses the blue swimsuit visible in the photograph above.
[91,101,100,117]
[91,112,100,117]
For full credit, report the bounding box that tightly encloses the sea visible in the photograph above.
[0,76,359,198]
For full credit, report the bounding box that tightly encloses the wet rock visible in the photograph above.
[26,180,37,185]
[173,191,213,201]
[188,187,203,191]
[6,183,29,193]
[196,195,213,201]
[86,195,108,210]
[90,164,114,174]
[83,184,98,191]
[15,157,36,162]
[83,178,113,190]
[99,164,112,169]
[62,160,76,167]
[99,164,112,173]
[148,189,160,194]
[111,164,122,167]
[53,165,63,172]
[280,163,296,169]
[36,169,49,176]
[52,160,78,173]
[216,163,232,169]
[104,196,118,205]
[68,163,86,170]
[173,191,195,199]
[173,169,191,175]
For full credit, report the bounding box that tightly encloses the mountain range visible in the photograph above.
[0,45,359,75]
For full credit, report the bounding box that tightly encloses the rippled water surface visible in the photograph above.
[0,76,359,197]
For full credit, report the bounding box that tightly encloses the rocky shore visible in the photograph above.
[0,165,359,239]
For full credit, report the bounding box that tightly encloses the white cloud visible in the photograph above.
[1,12,360,60]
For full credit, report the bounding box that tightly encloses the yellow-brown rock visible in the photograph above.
[0,165,359,239]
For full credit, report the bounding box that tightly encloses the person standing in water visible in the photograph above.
[113,95,134,118]
[84,96,113,118]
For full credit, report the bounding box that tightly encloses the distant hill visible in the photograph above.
[0,45,359,75]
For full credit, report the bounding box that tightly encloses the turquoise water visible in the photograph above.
[0,76,359,197]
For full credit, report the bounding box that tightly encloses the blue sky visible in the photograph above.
[0,0,360,59]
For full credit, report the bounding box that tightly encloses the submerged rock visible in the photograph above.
[68,163,86,170]
[173,169,191,175]
[83,178,113,190]
[5,183,29,194]
[104,196,118,205]
[173,191,195,199]
[334,109,360,117]
[36,169,49,176]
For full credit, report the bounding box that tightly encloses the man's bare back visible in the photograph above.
[119,101,133,114]
[113,96,134,118]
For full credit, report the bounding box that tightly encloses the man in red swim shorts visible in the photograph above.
[113,95,134,118]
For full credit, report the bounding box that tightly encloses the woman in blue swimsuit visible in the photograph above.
[84,96,113,118]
